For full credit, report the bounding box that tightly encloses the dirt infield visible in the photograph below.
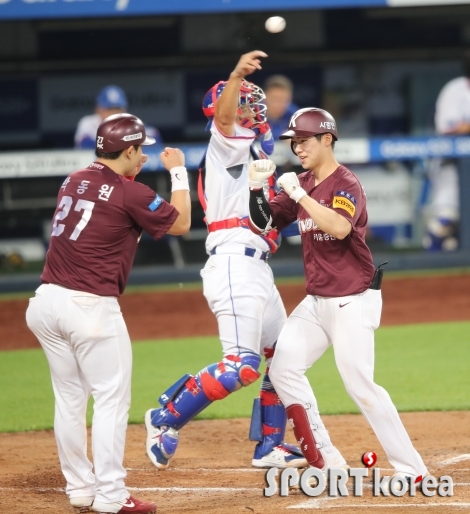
[0,272,469,513]
[1,413,469,513]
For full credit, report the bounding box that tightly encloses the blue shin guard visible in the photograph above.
[146,353,261,469]
[250,372,307,468]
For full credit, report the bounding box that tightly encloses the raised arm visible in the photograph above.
[215,50,267,136]
[160,147,191,235]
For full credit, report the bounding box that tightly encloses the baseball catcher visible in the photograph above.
[144,51,307,471]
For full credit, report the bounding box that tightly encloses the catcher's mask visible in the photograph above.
[202,80,274,154]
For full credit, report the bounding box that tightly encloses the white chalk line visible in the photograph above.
[439,454,470,466]
[1,483,468,493]
[125,486,263,493]
[125,465,470,473]
[0,486,258,494]
[125,467,264,472]
[0,487,65,492]
[289,501,470,510]
[360,483,470,488]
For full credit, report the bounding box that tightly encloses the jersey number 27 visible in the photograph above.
[51,195,95,241]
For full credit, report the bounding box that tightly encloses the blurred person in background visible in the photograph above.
[75,85,162,150]
[263,75,300,235]
[263,75,299,141]
[423,65,470,251]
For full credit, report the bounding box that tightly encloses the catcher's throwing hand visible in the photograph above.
[232,50,268,80]
[277,172,307,203]
[248,159,276,189]
[160,147,185,171]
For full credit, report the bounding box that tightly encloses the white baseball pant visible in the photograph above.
[26,283,131,505]
[200,246,286,361]
[270,288,428,476]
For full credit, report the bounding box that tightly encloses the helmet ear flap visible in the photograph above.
[290,140,297,155]
[202,81,227,120]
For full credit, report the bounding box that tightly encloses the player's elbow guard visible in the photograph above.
[248,188,275,235]
[248,217,264,235]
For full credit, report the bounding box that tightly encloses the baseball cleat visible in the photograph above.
[289,447,349,490]
[70,496,94,513]
[290,464,350,490]
[144,409,179,470]
[252,443,308,468]
[92,496,156,513]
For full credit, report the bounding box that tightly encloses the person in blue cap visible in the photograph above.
[74,85,162,149]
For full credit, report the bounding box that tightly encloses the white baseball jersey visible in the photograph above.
[204,122,270,254]
[428,77,465,218]
[75,114,102,149]
[435,77,470,134]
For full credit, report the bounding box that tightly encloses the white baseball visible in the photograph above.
[265,16,286,34]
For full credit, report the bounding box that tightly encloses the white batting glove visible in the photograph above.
[248,159,276,189]
[277,172,307,203]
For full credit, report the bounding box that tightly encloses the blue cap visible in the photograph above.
[96,85,128,109]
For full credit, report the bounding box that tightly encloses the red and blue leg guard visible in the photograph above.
[150,352,262,431]
[250,369,306,464]
[146,353,261,468]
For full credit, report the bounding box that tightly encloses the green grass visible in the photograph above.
[0,321,468,432]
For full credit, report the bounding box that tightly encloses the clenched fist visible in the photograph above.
[277,172,307,203]
[161,147,189,192]
[248,159,276,189]
[160,147,185,170]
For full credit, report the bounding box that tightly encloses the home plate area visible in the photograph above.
[1,413,469,513]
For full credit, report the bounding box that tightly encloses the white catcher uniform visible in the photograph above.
[144,106,307,473]
[201,121,286,358]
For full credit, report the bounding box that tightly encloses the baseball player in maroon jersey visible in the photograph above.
[247,107,429,492]
[26,113,191,514]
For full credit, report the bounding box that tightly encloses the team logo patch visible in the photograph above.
[122,132,142,142]
[333,190,356,216]
[149,194,163,211]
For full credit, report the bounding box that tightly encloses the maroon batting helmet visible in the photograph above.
[96,113,156,153]
[280,107,338,141]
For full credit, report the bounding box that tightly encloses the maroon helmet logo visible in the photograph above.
[281,107,338,141]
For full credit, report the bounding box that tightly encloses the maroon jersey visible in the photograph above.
[271,165,375,297]
[41,162,178,296]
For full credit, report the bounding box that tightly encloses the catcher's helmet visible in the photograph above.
[280,107,338,141]
[202,80,269,134]
[96,113,156,153]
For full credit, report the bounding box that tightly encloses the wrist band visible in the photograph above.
[290,187,307,203]
[249,179,264,190]
[169,166,190,192]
